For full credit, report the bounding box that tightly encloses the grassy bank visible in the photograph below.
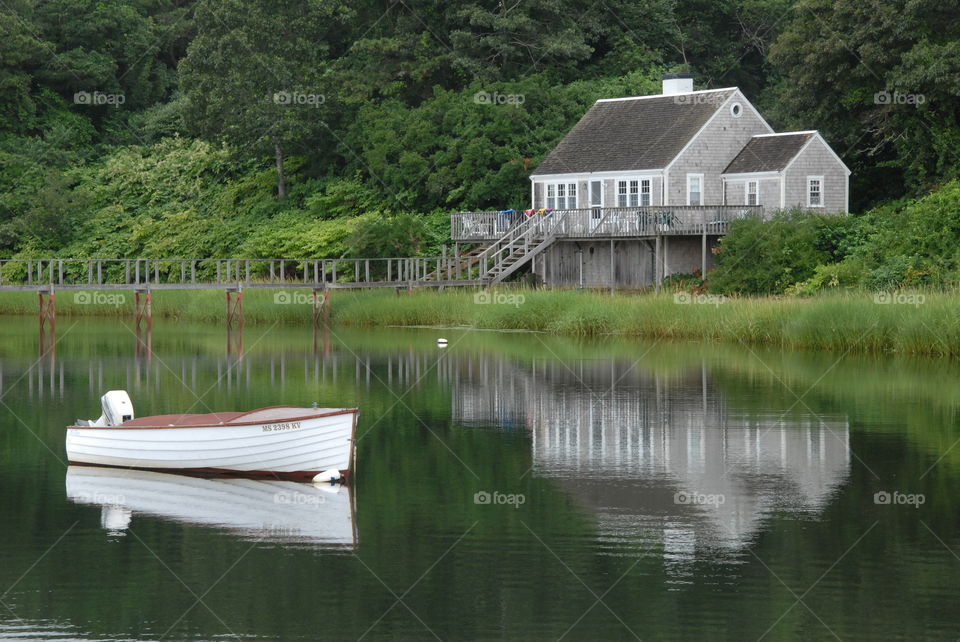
[1,287,958,356]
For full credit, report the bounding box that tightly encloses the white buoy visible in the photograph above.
[312,469,341,484]
[437,338,448,348]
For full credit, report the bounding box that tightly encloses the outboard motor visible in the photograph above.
[81,390,135,427]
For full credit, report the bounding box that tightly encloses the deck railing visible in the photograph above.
[451,205,766,241]
[0,257,485,290]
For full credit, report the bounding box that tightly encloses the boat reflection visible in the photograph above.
[454,358,850,555]
[66,466,357,550]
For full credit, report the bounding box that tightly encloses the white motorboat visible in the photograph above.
[66,391,358,482]
[66,466,357,548]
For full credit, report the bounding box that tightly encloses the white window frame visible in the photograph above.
[545,181,577,209]
[807,176,824,208]
[589,180,603,207]
[687,173,704,206]
[745,180,758,206]
[617,180,628,207]
[618,177,654,207]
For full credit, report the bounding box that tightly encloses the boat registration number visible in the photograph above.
[263,421,302,433]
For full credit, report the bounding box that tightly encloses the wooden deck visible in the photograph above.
[450,205,765,242]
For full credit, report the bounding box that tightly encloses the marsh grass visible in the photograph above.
[2,286,960,356]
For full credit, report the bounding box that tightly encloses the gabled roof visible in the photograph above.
[722,132,815,174]
[532,88,737,176]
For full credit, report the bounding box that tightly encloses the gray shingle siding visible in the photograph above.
[724,177,779,207]
[666,91,771,205]
[783,137,848,212]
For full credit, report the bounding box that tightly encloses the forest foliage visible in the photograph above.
[1,0,958,292]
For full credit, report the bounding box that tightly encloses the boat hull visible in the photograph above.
[66,410,357,480]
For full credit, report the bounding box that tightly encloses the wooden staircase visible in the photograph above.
[474,213,568,285]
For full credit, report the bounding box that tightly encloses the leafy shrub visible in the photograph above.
[709,209,853,295]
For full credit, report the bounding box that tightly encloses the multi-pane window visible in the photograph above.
[747,181,758,206]
[808,177,823,207]
[688,174,703,206]
[618,179,652,207]
[546,182,577,209]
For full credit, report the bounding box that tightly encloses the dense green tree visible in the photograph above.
[767,0,960,209]
[179,0,352,199]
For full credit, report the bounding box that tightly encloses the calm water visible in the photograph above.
[1,317,959,640]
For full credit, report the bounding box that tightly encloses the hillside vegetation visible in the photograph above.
[1,0,958,291]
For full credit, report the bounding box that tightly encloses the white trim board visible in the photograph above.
[529,169,664,181]
[596,87,738,103]
[752,130,818,138]
[721,171,781,180]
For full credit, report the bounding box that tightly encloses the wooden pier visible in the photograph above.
[0,256,482,357]
[0,257,483,292]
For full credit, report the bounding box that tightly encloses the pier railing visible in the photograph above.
[0,257,486,291]
[451,205,766,241]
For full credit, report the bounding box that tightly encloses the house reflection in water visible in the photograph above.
[453,357,850,558]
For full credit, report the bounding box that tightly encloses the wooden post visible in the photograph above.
[654,235,661,293]
[134,289,152,332]
[226,287,244,356]
[134,289,152,359]
[610,239,615,295]
[38,290,56,355]
[702,231,707,278]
